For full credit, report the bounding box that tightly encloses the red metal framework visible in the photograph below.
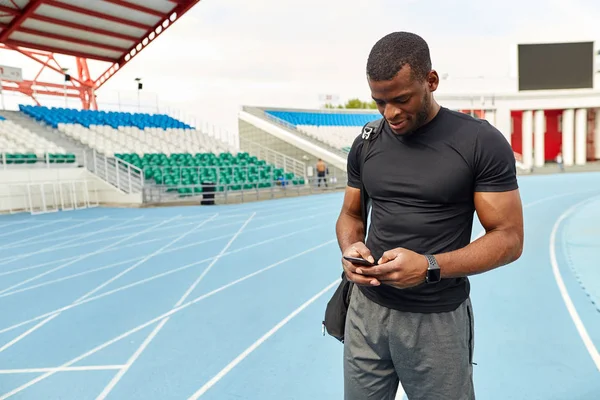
[0,0,201,109]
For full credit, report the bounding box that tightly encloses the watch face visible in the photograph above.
[427,267,441,283]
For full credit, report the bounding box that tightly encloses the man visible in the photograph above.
[316,158,328,187]
[335,32,523,399]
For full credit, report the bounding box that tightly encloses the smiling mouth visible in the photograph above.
[389,120,407,129]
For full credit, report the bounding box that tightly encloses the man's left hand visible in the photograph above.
[355,247,429,289]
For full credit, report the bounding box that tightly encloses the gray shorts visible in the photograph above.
[343,286,475,400]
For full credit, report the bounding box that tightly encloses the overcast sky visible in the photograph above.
[2,0,600,135]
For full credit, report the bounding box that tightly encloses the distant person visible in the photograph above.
[316,158,328,187]
[335,31,524,399]
[556,152,564,172]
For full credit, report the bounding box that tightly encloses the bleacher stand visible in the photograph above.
[0,114,74,165]
[265,110,380,152]
[17,105,305,196]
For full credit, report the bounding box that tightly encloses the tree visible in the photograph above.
[343,98,377,109]
[322,98,378,110]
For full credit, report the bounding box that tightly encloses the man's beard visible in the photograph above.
[403,93,431,137]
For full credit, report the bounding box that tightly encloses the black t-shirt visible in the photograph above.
[346,107,518,313]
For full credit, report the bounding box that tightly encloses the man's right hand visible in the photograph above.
[341,242,380,286]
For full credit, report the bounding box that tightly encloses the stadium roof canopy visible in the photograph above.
[0,0,200,63]
[0,0,200,108]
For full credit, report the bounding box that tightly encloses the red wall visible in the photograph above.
[511,111,522,155]
[510,110,562,161]
[544,110,562,161]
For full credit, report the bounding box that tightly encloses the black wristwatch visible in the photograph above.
[424,254,441,284]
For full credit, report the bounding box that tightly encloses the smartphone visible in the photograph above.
[343,256,376,266]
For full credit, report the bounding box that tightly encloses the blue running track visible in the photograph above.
[0,171,599,399]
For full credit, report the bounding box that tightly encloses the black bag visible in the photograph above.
[322,118,384,343]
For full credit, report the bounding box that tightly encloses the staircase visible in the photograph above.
[0,110,144,194]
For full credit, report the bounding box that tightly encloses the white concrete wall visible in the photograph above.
[0,168,142,213]
[238,111,348,172]
[522,111,533,168]
[492,108,512,145]
[562,109,575,166]
[533,110,546,168]
[574,109,588,165]
[438,90,600,112]
[88,174,143,205]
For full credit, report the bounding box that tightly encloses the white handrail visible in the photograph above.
[85,150,144,193]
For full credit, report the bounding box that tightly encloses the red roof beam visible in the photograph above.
[94,0,202,89]
[101,0,167,18]
[0,42,51,57]
[0,5,18,15]
[5,39,116,63]
[0,0,45,42]
[17,26,129,53]
[1,84,82,98]
[30,15,139,43]
[44,0,152,31]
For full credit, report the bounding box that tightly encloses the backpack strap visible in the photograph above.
[359,118,384,229]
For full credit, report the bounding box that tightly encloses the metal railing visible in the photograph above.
[2,179,99,215]
[0,151,85,169]
[142,174,347,205]
[239,137,306,180]
[85,149,144,194]
[243,106,349,158]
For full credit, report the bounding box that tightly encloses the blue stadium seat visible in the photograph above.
[19,105,194,130]
[265,110,380,127]
[0,116,5,121]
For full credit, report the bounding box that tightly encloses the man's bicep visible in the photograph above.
[340,186,362,219]
[474,189,523,235]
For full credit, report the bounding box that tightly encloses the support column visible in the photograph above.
[562,109,575,166]
[522,110,533,168]
[595,109,600,160]
[484,109,495,125]
[494,107,511,145]
[533,110,545,167]
[575,108,587,165]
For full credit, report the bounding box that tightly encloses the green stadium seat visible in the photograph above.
[115,151,306,194]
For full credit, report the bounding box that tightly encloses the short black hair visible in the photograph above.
[366,32,432,82]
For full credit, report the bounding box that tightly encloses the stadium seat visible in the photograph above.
[13,105,303,197]
[0,118,74,165]
[265,110,380,152]
[115,151,304,195]
[18,105,230,158]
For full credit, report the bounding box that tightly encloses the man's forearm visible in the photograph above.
[434,228,523,279]
[336,213,365,253]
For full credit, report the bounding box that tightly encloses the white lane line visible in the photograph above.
[0,218,105,250]
[0,220,66,239]
[0,208,333,280]
[95,213,256,399]
[0,217,144,267]
[0,202,329,266]
[0,219,63,229]
[0,219,158,255]
[187,278,341,399]
[0,365,125,374]
[0,215,190,353]
[0,240,336,399]
[0,216,181,296]
[472,190,600,240]
[6,212,248,251]
[0,223,329,336]
[74,213,219,303]
[550,195,600,372]
[0,263,126,299]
